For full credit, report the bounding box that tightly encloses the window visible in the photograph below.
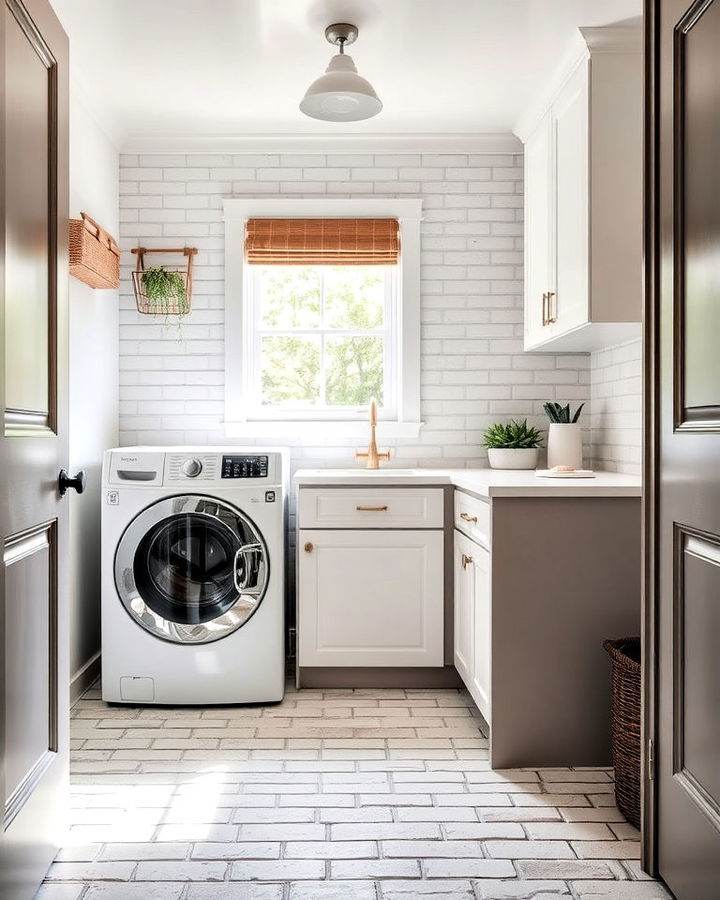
[223,199,422,438]
[248,264,396,417]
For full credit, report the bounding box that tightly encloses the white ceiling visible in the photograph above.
[51,0,641,148]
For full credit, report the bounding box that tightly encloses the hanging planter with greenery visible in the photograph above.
[131,246,197,317]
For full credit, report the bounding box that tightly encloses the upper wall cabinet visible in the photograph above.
[516,27,642,352]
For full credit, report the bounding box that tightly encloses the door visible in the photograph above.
[453,530,473,685]
[552,57,589,335]
[454,531,491,723]
[470,544,490,724]
[523,115,552,349]
[298,529,444,667]
[649,0,720,894]
[0,0,69,897]
[114,495,269,644]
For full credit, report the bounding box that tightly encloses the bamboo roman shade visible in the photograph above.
[245,218,400,265]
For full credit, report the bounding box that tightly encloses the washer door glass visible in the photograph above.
[115,495,269,644]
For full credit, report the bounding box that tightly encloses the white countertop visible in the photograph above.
[293,467,641,498]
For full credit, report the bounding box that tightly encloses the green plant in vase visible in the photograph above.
[543,401,585,469]
[483,418,543,470]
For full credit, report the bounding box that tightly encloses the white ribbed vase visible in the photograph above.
[547,423,583,469]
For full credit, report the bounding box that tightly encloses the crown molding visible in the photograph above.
[120,132,522,155]
[580,23,642,53]
[513,24,641,143]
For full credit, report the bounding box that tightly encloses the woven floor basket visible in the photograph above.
[69,212,120,289]
[603,636,641,828]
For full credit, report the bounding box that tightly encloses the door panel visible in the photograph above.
[470,545,490,724]
[524,117,552,348]
[0,0,69,897]
[652,0,720,895]
[553,59,589,334]
[298,529,444,667]
[674,530,720,818]
[4,4,50,422]
[674,0,720,423]
[3,524,57,808]
[453,530,473,684]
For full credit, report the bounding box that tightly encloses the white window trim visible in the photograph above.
[223,198,423,439]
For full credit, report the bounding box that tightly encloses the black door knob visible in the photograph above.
[58,469,86,496]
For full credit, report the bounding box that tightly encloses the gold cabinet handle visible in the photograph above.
[462,553,473,570]
[356,505,388,512]
[546,290,557,324]
[459,512,478,523]
[304,542,314,553]
[542,291,548,326]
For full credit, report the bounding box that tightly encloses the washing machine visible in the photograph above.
[101,446,287,705]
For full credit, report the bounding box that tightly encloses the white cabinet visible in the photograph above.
[297,486,445,670]
[552,60,589,338]
[453,531,474,686]
[453,529,491,723]
[299,529,444,668]
[519,27,642,352]
[524,116,552,348]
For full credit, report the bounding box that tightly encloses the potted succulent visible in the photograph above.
[483,419,543,470]
[543,401,585,469]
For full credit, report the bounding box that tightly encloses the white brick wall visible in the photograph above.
[590,339,642,476]
[118,151,593,470]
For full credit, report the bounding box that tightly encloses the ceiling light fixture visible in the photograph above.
[299,23,382,123]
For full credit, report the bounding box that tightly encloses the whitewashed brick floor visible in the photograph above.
[40,683,672,899]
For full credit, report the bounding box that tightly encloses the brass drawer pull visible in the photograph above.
[462,553,473,570]
[356,505,389,512]
[459,512,478,523]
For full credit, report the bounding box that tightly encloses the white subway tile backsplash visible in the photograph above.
[115,150,645,479]
[590,339,642,476]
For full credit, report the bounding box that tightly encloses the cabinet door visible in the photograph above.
[298,530,444,667]
[524,114,553,349]
[552,58,589,335]
[453,531,474,686]
[470,545,491,724]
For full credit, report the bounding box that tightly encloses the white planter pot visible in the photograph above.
[547,423,583,469]
[487,447,539,470]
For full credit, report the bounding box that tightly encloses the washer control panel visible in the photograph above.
[105,448,283,486]
[222,455,268,479]
[165,453,219,482]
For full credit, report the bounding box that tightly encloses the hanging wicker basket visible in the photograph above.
[603,636,641,828]
[131,246,197,316]
[69,212,120,289]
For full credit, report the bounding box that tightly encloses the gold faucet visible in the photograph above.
[355,398,391,469]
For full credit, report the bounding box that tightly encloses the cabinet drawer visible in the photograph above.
[454,490,490,548]
[299,488,444,529]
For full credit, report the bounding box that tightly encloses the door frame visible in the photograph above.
[642,0,660,876]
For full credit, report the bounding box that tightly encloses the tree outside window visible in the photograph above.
[250,265,394,413]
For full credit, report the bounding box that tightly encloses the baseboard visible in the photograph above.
[70,651,101,706]
[297,665,463,690]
